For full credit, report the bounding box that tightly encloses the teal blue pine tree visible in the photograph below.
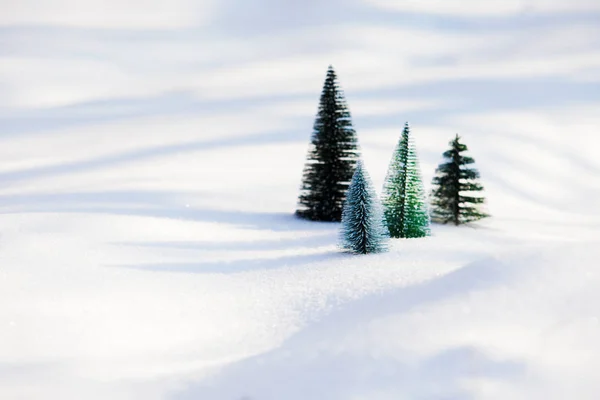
[340,161,389,254]
[382,122,430,238]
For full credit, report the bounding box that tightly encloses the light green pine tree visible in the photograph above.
[382,122,431,238]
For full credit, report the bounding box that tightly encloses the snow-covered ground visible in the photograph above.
[1,1,600,399]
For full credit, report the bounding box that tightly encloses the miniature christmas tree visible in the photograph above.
[382,122,430,238]
[340,161,389,254]
[430,134,489,225]
[296,66,360,222]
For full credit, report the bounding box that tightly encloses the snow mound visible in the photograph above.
[174,242,600,400]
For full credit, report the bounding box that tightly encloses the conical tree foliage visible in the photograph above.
[296,66,360,222]
[430,134,489,225]
[382,123,430,238]
[340,161,389,254]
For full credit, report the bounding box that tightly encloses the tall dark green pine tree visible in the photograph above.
[430,134,489,225]
[340,161,389,254]
[296,66,360,222]
[382,122,430,238]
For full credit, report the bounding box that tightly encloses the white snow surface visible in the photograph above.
[1,1,600,399]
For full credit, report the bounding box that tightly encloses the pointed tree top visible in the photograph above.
[352,160,365,180]
[352,160,373,185]
[324,65,338,82]
[403,122,411,135]
[449,133,468,152]
[450,134,462,148]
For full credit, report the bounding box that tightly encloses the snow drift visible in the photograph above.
[175,243,600,400]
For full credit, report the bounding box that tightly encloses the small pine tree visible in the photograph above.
[382,122,431,238]
[296,65,360,222]
[340,161,389,254]
[430,134,489,225]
